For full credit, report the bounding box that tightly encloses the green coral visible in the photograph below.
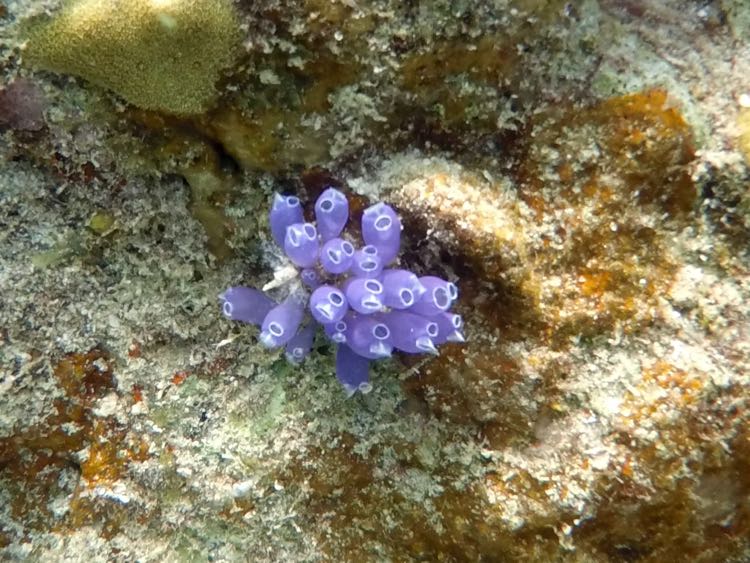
[25,0,241,115]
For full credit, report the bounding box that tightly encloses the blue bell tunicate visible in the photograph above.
[323,318,349,344]
[300,268,322,289]
[408,276,457,317]
[336,344,372,397]
[259,297,304,348]
[269,193,304,247]
[346,314,393,359]
[219,286,275,325]
[434,312,465,344]
[384,310,439,355]
[284,222,320,268]
[380,269,426,309]
[285,323,316,363]
[350,245,384,278]
[320,237,355,275]
[221,189,464,397]
[344,277,384,314]
[314,187,349,241]
[362,202,401,264]
[309,285,348,324]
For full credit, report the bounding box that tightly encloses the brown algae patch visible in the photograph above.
[0,348,149,539]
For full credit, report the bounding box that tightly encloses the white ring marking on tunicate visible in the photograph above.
[320,199,334,212]
[222,302,233,317]
[447,282,458,300]
[287,228,300,246]
[365,279,383,294]
[433,287,450,309]
[375,216,391,231]
[269,322,284,337]
[373,324,390,339]
[399,288,414,306]
[362,295,382,310]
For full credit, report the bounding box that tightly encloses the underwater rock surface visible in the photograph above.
[1,0,749,561]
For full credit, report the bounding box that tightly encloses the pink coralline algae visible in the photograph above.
[0,78,46,132]
[220,188,465,396]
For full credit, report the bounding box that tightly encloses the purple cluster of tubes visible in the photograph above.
[219,188,465,396]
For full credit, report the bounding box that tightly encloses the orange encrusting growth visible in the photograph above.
[0,348,150,539]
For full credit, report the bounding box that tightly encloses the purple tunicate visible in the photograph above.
[350,245,383,278]
[362,202,401,264]
[284,222,320,268]
[219,286,275,325]
[346,314,393,359]
[336,344,372,397]
[314,187,349,241]
[344,277,384,314]
[380,269,427,309]
[408,276,457,317]
[320,237,355,275]
[309,285,349,324]
[285,323,316,363]
[434,312,465,344]
[222,190,464,396]
[384,311,439,355]
[269,193,304,247]
[323,318,349,343]
[301,268,322,289]
[372,236,400,266]
[259,296,305,348]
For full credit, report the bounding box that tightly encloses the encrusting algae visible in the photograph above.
[25,0,241,114]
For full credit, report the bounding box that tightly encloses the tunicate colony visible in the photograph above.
[220,188,465,395]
